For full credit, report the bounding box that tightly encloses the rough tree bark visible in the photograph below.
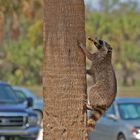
[43,0,87,139]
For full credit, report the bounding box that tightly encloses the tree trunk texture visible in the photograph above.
[10,11,20,40]
[43,0,87,140]
[0,12,4,47]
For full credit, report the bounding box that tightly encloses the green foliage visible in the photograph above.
[121,42,140,63]
[2,39,43,85]
[27,20,42,46]
[86,11,140,49]
[86,1,140,86]
[1,0,140,86]
[0,0,43,85]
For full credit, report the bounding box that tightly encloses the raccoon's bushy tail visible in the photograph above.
[87,105,107,131]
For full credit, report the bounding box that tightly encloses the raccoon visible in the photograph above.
[78,37,117,131]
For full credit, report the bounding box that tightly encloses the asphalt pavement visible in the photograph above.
[36,125,43,140]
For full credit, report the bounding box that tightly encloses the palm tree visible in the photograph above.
[0,11,4,47]
[0,0,21,40]
[0,8,4,46]
[43,0,87,139]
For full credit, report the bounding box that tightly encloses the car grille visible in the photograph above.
[0,116,27,127]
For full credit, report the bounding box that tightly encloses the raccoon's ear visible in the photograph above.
[94,37,99,41]
[104,42,112,53]
[107,47,112,54]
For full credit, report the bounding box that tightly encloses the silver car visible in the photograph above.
[13,86,43,125]
[88,97,140,140]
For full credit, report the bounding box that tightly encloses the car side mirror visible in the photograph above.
[107,114,118,121]
[26,97,33,108]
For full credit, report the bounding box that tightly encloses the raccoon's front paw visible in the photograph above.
[77,40,82,46]
[87,118,96,127]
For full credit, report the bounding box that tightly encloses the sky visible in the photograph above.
[84,0,140,10]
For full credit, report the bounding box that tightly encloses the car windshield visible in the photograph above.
[0,84,18,103]
[118,103,140,120]
[14,88,37,100]
[14,90,27,100]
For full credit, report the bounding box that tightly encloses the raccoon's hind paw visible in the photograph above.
[87,118,96,126]
[82,99,93,110]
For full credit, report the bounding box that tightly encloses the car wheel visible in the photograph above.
[117,134,126,140]
[34,110,43,125]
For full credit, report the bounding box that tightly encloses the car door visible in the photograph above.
[88,110,104,140]
[88,104,119,140]
[99,104,119,140]
[88,118,104,140]
[88,110,115,140]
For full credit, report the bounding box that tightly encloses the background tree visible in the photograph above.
[86,0,140,86]
[0,0,140,87]
[0,0,43,85]
[0,11,3,46]
[43,0,87,139]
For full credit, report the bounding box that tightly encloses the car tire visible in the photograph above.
[117,134,126,140]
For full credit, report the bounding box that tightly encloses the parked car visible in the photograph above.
[13,86,43,125]
[0,81,40,140]
[88,97,140,140]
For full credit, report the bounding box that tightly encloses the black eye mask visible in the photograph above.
[99,40,104,46]
[88,37,112,51]
[94,39,104,50]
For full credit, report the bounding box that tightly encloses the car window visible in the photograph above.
[118,103,140,120]
[107,105,115,114]
[14,90,27,100]
[24,89,37,99]
[0,84,18,102]
[103,104,115,117]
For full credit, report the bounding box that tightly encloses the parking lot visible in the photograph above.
[37,127,43,140]
[0,82,43,140]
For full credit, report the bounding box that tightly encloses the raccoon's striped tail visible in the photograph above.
[87,105,107,131]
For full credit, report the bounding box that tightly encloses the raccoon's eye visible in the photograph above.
[94,42,98,46]
[99,40,104,46]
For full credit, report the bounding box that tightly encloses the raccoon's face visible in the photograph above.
[88,37,112,54]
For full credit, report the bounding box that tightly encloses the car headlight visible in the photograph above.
[28,115,38,125]
[131,128,140,139]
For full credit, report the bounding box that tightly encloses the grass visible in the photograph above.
[27,85,43,97]
[27,85,140,98]
[118,86,140,97]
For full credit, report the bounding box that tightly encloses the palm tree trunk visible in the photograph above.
[0,12,4,47]
[43,0,87,139]
[10,11,20,40]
